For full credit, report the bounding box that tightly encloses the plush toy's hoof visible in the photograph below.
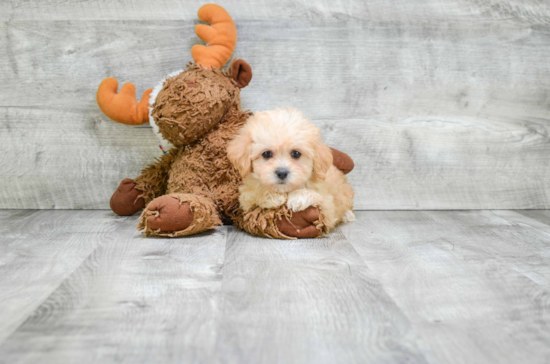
[138,194,221,237]
[110,178,145,216]
[277,206,321,238]
[143,195,195,233]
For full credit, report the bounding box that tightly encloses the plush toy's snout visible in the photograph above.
[151,63,248,146]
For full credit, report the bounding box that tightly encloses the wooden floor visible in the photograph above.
[0,210,549,363]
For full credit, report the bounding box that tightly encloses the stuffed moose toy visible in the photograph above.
[97,4,354,238]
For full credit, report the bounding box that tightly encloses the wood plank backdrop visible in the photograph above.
[1,0,549,209]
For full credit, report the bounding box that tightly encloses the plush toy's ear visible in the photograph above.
[231,59,253,88]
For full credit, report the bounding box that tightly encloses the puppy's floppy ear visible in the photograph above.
[227,129,253,178]
[312,140,333,180]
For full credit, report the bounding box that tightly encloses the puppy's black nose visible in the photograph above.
[276,168,289,180]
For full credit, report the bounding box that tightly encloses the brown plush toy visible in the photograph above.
[97,4,354,238]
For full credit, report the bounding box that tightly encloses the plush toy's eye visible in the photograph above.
[291,150,301,159]
[262,151,272,159]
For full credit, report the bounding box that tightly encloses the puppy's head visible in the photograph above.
[227,108,333,193]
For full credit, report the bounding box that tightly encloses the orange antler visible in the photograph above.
[96,78,152,125]
[191,4,237,69]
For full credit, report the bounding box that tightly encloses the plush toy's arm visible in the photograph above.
[330,148,354,175]
[110,148,179,216]
[134,148,179,205]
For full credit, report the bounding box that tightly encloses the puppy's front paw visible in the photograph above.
[258,192,286,209]
[286,189,323,212]
[342,210,356,223]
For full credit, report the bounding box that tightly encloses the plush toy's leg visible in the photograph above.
[236,206,328,239]
[110,178,145,216]
[137,193,222,237]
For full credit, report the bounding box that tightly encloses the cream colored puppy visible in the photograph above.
[227,108,355,231]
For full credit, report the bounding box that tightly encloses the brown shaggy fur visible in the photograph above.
[134,62,324,238]
[152,65,239,146]
[134,149,178,205]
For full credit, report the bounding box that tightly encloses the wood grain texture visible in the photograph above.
[1,210,549,363]
[0,212,227,364]
[340,210,550,364]
[0,108,159,209]
[214,226,426,364]
[1,0,550,209]
[1,0,549,22]
[0,210,118,342]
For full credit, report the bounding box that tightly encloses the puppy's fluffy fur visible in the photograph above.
[228,108,355,231]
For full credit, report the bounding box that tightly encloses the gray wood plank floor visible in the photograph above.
[0,210,549,363]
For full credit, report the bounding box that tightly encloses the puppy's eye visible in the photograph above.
[262,151,272,159]
[291,150,301,159]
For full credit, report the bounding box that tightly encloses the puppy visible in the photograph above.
[227,108,355,232]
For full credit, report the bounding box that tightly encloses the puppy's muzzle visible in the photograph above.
[275,168,289,181]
